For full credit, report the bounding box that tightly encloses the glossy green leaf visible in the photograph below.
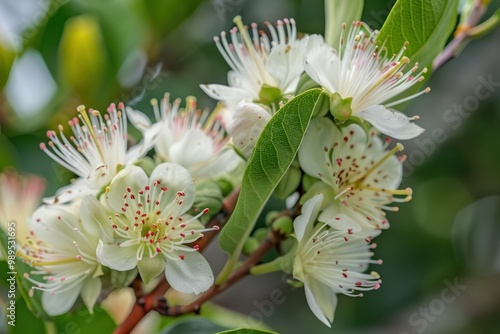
[217,88,322,281]
[377,0,459,67]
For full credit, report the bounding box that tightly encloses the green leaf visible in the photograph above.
[217,89,322,281]
[377,0,459,68]
[160,318,227,334]
[325,0,364,46]
[54,304,115,333]
[216,329,278,334]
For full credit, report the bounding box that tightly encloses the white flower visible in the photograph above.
[201,16,305,108]
[89,163,215,294]
[0,170,45,246]
[40,103,152,204]
[22,202,102,316]
[228,101,272,158]
[303,22,429,139]
[298,118,410,230]
[293,194,382,327]
[127,94,240,179]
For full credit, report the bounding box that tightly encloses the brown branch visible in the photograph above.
[161,229,282,317]
[113,188,240,334]
[433,0,488,70]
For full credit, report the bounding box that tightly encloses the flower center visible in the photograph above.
[108,181,215,257]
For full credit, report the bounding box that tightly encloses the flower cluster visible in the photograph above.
[17,96,237,315]
[3,16,427,328]
[204,18,425,326]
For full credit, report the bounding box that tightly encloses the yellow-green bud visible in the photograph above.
[242,237,260,256]
[330,92,353,124]
[253,227,269,243]
[265,210,281,226]
[272,216,293,237]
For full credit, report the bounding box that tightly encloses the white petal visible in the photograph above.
[228,102,272,158]
[154,126,175,161]
[42,281,83,316]
[357,105,425,140]
[43,178,91,205]
[189,148,243,179]
[168,129,214,169]
[294,193,323,242]
[164,251,214,295]
[80,195,113,242]
[97,240,138,271]
[266,41,306,93]
[200,83,250,102]
[298,117,336,178]
[126,107,152,132]
[303,35,337,93]
[80,277,102,314]
[320,206,363,232]
[30,205,78,249]
[125,122,161,165]
[106,165,148,213]
[149,163,195,216]
[304,276,338,327]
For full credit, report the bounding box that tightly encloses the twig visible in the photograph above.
[113,188,240,334]
[433,0,488,70]
[160,229,282,317]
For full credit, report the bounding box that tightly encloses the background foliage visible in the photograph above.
[0,0,499,333]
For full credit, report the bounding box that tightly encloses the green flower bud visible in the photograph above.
[215,178,234,197]
[265,210,281,226]
[242,237,260,256]
[194,181,223,218]
[272,216,293,237]
[302,174,318,192]
[110,268,138,289]
[59,15,107,98]
[312,90,331,117]
[253,227,269,243]
[295,72,320,95]
[330,92,353,124]
[259,84,282,106]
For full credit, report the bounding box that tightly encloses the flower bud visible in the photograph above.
[59,15,107,98]
[329,92,353,124]
[194,181,223,216]
[265,210,281,226]
[253,227,269,243]
[272,216,293,237]
[242,237,260,256]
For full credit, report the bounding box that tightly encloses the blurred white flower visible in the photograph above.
[89,163,215,294]
[298,119,410,230]
[40,103,152,204]
[0,170,45,246]
[293,194,382,327]
[127,94,241,179]
[201,16,305,109]
[303,22,429,139]
[22,202,102,316]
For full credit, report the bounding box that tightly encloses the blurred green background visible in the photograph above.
[0,0,499,333]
